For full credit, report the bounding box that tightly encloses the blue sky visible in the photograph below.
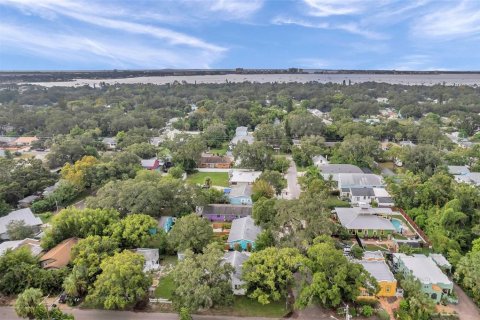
[1,0,480,70]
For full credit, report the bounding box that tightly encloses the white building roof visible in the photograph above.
[394,254,452,285]
[358,260,395,282]
[320,164,363,174]
[0,238,42,256]
[223,251,249,278]
[338,173,384,188]
[141,158,157,168]
[363,250,385,261]
[0,208,42,235]
[373,188,391,198]
[430,254,452,269]
[228,216,261,243]
[229,171,262,184]
[229,183,253,198]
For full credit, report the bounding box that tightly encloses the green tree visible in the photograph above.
[296,238,377,308]
[203,123,227,148]
[14,287,43,320]
[172,244,234,311]
[107,214,158,248]
[252,179,275,202]
[331,134,380,168]
[168,214,213,253]
[41,208,120,250]
[455,239,480,303]
[242,247,304,304]
[233,141,273,171]
[86,251,151,310]
[125,142,157,159]
[252,197,277,227]
[259,170,286,195]
[168,134,206,172]
[397,276,435,320]
[7,220,35,240]
[179,307,192,320]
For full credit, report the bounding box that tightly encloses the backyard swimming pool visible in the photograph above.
[391,218,403,233]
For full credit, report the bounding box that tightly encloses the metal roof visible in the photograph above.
[334,207,396,231]
[229,183,253,198]
[350,188,375,197]
[358,260,396,282]
[223,251,249,278]
[202,204,252,216]
[338,173,384,188]
[227,216,261,243]
[447,165,470,175]
[393,254,452,285]
[230,171,261,184]
[319,164,363,174]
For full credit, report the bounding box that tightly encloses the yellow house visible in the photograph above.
[358,260,397,298]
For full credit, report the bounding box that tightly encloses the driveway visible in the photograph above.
[285,157,301,200]
[451,283,480,320]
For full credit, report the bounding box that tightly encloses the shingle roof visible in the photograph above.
[39,237,79,269]
[350,188,375,197]
[0,238,42,256]
[201,154,232,164]
[377,197,394,203]
[230,171,261,184]
[334,207,396,231]
[229,183,253,198]
[202,204,252,216]
[394,254,452,285]
[0,208,42,235]
[319,164,363,174]
[338,173,384,187]
[358,260,395,282]
[228,216,261,242]
[223,251,249,278]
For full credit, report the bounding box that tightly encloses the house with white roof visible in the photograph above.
[223,251,249,295]
[338,173,384,192]
[229,170,261,185]
[312,155,329,167]
[454,172,480,187]
[447,165,470,176]
[230,126,254,147]
[430,253,452,274]
[392,253,453,303]
[0,208,43,240]
[357,260,397,297]
[227,216,261,251]
[102,137,117,150]
[318,164,363,182]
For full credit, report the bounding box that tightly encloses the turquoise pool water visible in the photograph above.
[391,219,402,233]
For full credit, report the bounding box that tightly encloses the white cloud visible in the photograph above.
[208,0,263,19]
[413,1,480,39]
[272,16,387,40]
[295,58,331,68]
[302,0,367,17]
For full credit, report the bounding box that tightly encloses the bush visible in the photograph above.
[361,305,374,317]
[376,309,390,320]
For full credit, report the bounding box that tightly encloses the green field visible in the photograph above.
[208,143,229,156]
[186,172,229,187]
[207,296,288,318]
[155,274,175,300]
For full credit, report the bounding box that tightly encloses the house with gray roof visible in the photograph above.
[313,155,329,167]
[227,216,261,251]
[338,173,384,191]
[228,183,253,205]
[357,260,397,297]
[102,137,117,150]
[349,187,375,205]
[447,165,470,176]
[430,253,452,273]
[230,126,254,147]
[18,195,40,208]
[454,172,480,187]
[0,208,43,240]
[0,238,42,257]
[319,164,363,181]
[392,253,453,303]
[223,251,249,295]
[197,204,252,222]
[334,207,396,238]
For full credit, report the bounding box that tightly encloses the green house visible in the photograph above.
[334,207,396,238]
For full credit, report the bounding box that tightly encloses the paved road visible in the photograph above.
[285,157,301,199]
[0,307,284,320]
[452,283,480,320]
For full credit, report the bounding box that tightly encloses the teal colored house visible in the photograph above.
[393,253,453,303]
[227,216,261,251]
[158,216,174,233]
[228,183,253,205]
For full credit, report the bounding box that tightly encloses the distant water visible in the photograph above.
[23,73,480,87]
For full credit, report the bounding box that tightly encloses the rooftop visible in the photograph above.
[0,238,42,256]
[202,204,252,216]
[141,158,158,167]
[39,237,79,269]
[229,183,253,198]
[338,173,384,187]
[358,260,396,282]
[228,216,261,243]
[334,207,396,231]
[319,164,363,174]
[394,253,452,285]
[223,251,249,278]
[0,208,43,235]
[350,188,375,197]
[229,171,261,184]
[430,253,452,269]
[447,165,470,175]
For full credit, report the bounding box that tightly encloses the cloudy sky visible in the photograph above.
[1,0,480,70]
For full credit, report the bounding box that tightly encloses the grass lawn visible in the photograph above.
[154,274,174,300]
[160,255,178,267]
[37,212,53,223]
[364,243,389,251]
[186,172,229,187]
[208,143,229,156]
[207,296,288,318]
